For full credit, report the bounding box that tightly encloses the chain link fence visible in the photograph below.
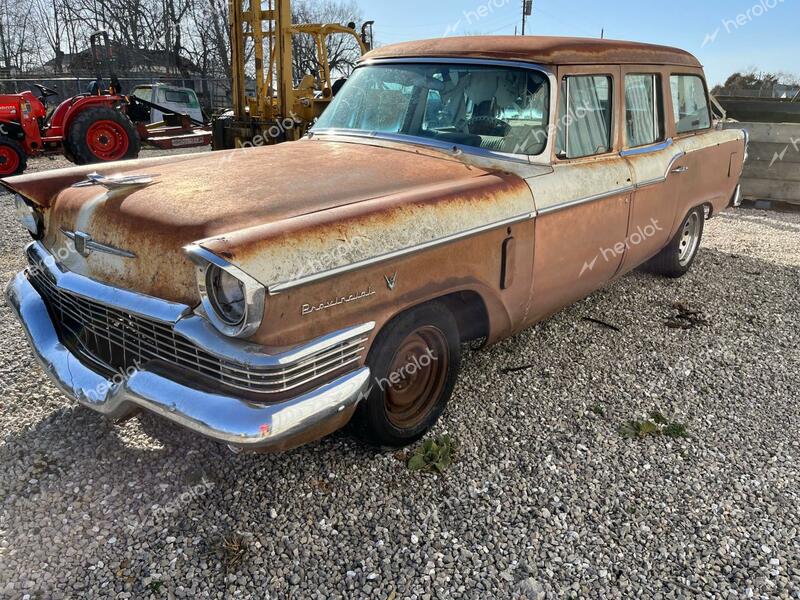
[0,76,232,112]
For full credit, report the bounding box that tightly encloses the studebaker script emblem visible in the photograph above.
[301,286,376,316]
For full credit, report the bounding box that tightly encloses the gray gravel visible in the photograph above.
[1,152,799,599]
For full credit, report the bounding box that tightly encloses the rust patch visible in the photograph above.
[198,171,534,291]
[17,139,500,304]
[363,36,702,68]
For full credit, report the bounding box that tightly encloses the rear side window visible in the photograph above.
[557,75,613,159]
[625,74,663,147]
[670,75,711,133]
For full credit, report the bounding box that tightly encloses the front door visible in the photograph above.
[528,65,633,322]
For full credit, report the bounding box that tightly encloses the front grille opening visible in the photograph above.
[26,264,367,396]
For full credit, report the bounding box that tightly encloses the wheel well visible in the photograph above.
[436,290,490,344]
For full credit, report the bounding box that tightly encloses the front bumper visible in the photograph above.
[5,267,372,452]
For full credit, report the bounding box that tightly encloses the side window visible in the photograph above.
[670,75,711,134]
[164,90,191,105]
[557,75,613,159]
[625,74,663,147]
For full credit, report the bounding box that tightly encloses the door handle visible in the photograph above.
[671,166,689,174]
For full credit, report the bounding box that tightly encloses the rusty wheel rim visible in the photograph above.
[86,120,129,161]
[384,326,449,429]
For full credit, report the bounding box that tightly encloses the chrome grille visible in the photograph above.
[27,263,367,396]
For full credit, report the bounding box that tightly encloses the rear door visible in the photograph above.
[666,72,728,228]
[618,67,680,271]
[529,65,634,321]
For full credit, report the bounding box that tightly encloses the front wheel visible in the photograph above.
[352,301,461,448]
[646,207,705,278]
[0,137,26,176]
[64,106,140,165]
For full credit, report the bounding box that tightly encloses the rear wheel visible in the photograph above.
[646,207,705,278]
[352,302,461,448]
[0,137,26,176]
[64,106,140,165]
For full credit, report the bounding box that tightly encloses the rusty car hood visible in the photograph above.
[3,139,505,305]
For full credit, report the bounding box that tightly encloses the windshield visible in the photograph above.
[314,63,551,156]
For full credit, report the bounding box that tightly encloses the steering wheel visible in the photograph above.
[33,84,59,100]
[467,116,511,137]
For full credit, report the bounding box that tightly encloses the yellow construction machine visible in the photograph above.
[212,0,373,149]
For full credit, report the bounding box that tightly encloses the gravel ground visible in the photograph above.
[1,152,799,599]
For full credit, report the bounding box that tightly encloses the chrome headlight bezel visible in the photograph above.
[14,194,44,239]
[185,245,266,338]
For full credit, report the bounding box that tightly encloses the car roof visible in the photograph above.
[363,36,702,69]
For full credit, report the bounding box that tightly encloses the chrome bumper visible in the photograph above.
[730,184,743,208]
[5,270,371,451]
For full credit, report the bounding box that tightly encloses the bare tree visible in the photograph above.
[0,0,37,71]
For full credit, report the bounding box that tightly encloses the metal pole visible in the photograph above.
[522,0,533,35]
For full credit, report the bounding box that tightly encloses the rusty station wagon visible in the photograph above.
[4,37,747,452]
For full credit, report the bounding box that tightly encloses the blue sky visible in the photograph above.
[366,0,798,86]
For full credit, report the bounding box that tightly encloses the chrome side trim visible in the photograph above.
[538,149,687,215]
[184,244,266,339]
[536,186,636,216]
[620,138,673,157]
[268,212,534,294]
[60,228,137,259]
[26,242,189,324]
[6,267,370,450]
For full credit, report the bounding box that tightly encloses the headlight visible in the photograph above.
[186,245,266,338]
[206,264,246,325]
[14,194,43,239]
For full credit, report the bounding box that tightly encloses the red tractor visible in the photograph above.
[0,83,140,177]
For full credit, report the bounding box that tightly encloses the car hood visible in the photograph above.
[3,139,497,305]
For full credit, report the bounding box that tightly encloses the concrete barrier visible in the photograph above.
[723,122,800,206]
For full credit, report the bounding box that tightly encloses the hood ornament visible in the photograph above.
[72,172,156,190]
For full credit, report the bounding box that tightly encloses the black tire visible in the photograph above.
[0,136,27,176]
[646,207,705,278]
[352,301,461,448]
[64,106,140,165]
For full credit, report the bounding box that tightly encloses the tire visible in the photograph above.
[64,106,140,165]
[0,137,26,176]
[646,207,705,278]
[352,301,461,448]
